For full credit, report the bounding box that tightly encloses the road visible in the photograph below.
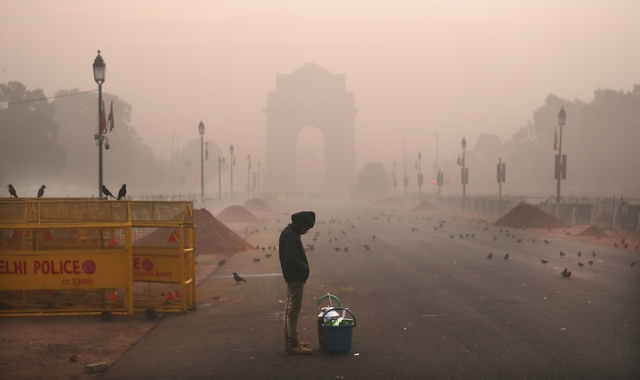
[101,199,640,380]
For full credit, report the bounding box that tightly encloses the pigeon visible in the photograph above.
[232,272,246,284]
[621,238,626,244]
[559,251,566,257]
[334,248,341,252]
[265,253,272,258]
[632,262,636,267]
[588,261,594,265]
[517,239,522,243]
[487,252,493,259]
[37,185,46,198]
[460,234,464,239]
[561,269,572,278]
[578,251,582,257]
[102,185,115,199]
[544,240,549,244]
[592,251,596,257]
[450,235,455,239]
[494,237,497,241]
[578,262,585,268]
[7,184,18,198]
[364,244,370,251]
[253,258,261,263]
[117,184,127,200]
[372,235,376,239]
[614,243,618,248]
[503,253,509,260]
[344,247,349,252]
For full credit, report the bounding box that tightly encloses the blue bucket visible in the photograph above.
[321,307,357,353]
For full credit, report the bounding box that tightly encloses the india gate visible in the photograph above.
[264,63,358,192]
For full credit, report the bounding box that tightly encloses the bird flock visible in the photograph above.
[6,184,127,200]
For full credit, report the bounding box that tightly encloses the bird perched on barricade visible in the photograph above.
[117,184,127,200]
[7,184,18,198]
[37,185,46,198]
[102,185,115,199]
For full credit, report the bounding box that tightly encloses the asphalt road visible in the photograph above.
[101,200,640,380]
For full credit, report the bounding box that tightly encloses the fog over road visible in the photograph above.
[103,200,640,380]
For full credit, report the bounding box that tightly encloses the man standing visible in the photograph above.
[279,211,315,355]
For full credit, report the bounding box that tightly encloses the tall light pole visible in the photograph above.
[403,138,408,196]
[171,132,176,194]
[433,132,439,194]
[555,106,567,203]
[229,145,235,198]
[198,121,205,198]
[218,156,225,200]
[392,160,397,197]
[247,154,251,198]
[461,136,468,200]
[417,151,423,199]
[93,51,106,198]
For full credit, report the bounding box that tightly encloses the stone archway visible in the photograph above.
[264,63,358,192]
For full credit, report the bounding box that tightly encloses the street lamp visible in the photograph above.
[417,151,423,199]
[392,160,397,197]
[198,121,205,198]
[461,136,468,200]
[229,145,235,198]
[247,154,251,198]
[218,156,225,200]
[554,106,567,203]
[93,51,106,198]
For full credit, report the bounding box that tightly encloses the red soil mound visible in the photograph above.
[375,197,405,207]
[194,208,253,255]
[577,225,609,238]
[243,198,273,214]
[494,203,566,229]
[413,200,438,212]
[216,205,262,223]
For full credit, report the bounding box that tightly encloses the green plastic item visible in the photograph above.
[316,293,341,307]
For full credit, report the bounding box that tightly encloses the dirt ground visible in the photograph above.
[0,209,637,380]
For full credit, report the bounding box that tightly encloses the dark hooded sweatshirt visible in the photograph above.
[279,224,309,283]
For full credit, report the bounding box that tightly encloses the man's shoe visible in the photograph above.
[299,341,310,347]
[288,345,313,355]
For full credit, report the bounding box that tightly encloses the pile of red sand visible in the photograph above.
[194,208,253,255]
[413,200,438,212]
[375,197,405,207]
[577,225,609,238]
[494,203,566,229]
[243,198,273,214]
[216,205,262,223]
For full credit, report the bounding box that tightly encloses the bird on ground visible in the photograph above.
[559,251,566,257]
[588,261,594,265]
[578,262,585,268]
[450,235,455,239]
[344,247,349,252]
[561,269,572,278]
[632,262,636,267]
[364,244,370,251]
[117,184,127,200]
[233,272,246,284]
[37,185,46,198]
[503,253,509,260]
[7,184,18,198]
[265,253,272,258]
[621,238,626,244]
[532,239,535,243]
[102,185,115,199]
[592,251,596,257]
[487,252,493,259]
[517,239,522,243]
[578,251,582,257]
[541,259,548,265]
[471,233,475,238]
[544,240,550,244]
[460,234,464,239]
[262,247,266,251]
[372,235,376,239]
[614,243,618,248]
[253,258,261,263]
[494,237,497,241]
[624,244,628,249]
[334,248,341,252]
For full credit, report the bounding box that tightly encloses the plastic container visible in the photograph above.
[321,307,357,353]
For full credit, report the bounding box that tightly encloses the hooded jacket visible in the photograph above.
[278,224,309,283]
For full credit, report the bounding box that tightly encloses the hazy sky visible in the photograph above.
[2,0,639,175]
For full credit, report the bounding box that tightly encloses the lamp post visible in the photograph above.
[461,136,468,200]
[229,145,235,198]
[198,121,205,198]
[392,160,397,197]
[555,106,567,203]
[218,156,225,200]
[417,151,423,200]
[171,132,176,193]
[403,138,408,197]
[433,132,439,194]
[247,154,251,198]
[92,51,106,198]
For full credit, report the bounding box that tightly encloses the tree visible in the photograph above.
[0,82,66,191]
[352,162,391,197]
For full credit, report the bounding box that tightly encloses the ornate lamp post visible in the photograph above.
[93,51,106,198]
[229,145,235,198]
[218,156,225,200]
[417,151,423,199]
[247,154,251,198]
[461,136,468,200]
[198,121,205,198]
[555,106,567,203]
